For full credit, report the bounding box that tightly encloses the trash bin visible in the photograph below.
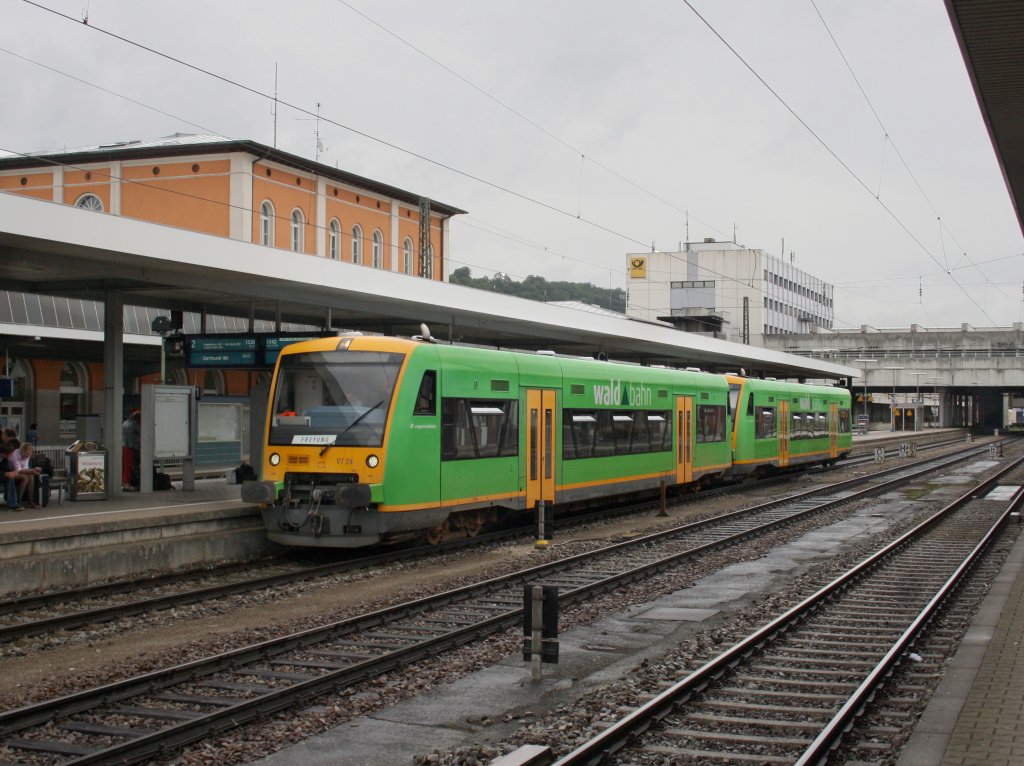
[66,440,108,501]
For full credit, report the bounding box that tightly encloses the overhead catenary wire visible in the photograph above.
[810,0,1014,303]
[2,11,848,324]
[332,0,729,240]
[9,0,1018,328]
[681,0,999,326]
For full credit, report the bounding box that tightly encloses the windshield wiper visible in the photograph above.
[319,436,337,457]
[342,399,385,434]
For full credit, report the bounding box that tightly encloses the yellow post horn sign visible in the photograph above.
[629,256,648,279]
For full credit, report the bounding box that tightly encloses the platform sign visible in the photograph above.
[192,350,257,366]
[188,336,257,368]
[190,336,257,352]
[263,335,324,365]
[185,333,333,369]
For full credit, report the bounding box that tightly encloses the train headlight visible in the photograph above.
[366,454,379,468]
[269,452,281,466]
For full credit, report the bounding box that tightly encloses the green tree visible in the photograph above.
[448,268,625,312]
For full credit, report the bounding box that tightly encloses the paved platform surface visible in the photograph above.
[0,477,246,534]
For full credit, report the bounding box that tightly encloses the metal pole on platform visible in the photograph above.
[535,500,548,550]
[909,372,927,432]
[854,359,874,427]
[884,366,904,431]
[531,585,543,682]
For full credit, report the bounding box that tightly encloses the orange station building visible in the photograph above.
[0,134,465,444]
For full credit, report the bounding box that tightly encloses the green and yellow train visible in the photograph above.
[242,334,852,547]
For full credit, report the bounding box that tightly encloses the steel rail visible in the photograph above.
[0,432,978,646]
[550,454,1024,766]
[794,482,1024,765]
[0,443,1001,764]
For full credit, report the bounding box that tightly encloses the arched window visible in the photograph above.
[59,362,89,439]
[403,238,414,275]
[371,230,384,269]
[328,219,341,260]
[351,225,363,265]
[75,193,103,212]
[202,370,225,396]
[259,201,274,246]
[290,209,305,252]
[422,243,434,279]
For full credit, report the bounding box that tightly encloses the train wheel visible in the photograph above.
[459,511,485,538]
[425,522,450,545]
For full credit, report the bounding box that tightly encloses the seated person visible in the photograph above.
[7,439,38,509]
[16,442,43,508]
[0,444,23,511]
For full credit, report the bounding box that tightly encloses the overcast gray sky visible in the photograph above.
[3,0,1022,329]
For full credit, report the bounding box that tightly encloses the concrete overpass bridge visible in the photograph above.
[765,324,1024,431]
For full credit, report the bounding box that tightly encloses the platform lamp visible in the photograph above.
[853,358,876,425]
[883,366,905,431]
[908,372,928,431]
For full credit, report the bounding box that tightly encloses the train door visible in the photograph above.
[778,400,790,467]
[676,396,693,485]
[525,389,556,510]
[829,402,839,459]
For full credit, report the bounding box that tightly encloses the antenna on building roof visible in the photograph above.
[272,63,279,148]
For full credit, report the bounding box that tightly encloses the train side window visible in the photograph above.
[696,405,726,443]
[728,383,741,416]
[441,398,518,461]
[755,406,777,439]
[414,370,436,416]
[791,413,802,439]
[746,394,754,417]
[839,409,851,433]
[563,409,670,459]
[647,412,670,451]
[630,412,651,453]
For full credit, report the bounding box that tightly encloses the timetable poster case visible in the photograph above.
[66,442,107,500]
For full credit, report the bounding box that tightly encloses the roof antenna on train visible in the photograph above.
[414,323,436,343]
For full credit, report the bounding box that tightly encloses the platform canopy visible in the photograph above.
[0,193,857,380]
[946,0,1024,236]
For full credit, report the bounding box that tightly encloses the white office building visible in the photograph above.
[626,240,834,346]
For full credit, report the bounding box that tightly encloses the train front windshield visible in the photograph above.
[269,351,405,448]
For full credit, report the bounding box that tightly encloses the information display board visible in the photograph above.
[185,333,332,369]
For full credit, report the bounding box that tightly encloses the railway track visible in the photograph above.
[0,435,981,648]
[0,441,1008,764]
[548,455,1024,766]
